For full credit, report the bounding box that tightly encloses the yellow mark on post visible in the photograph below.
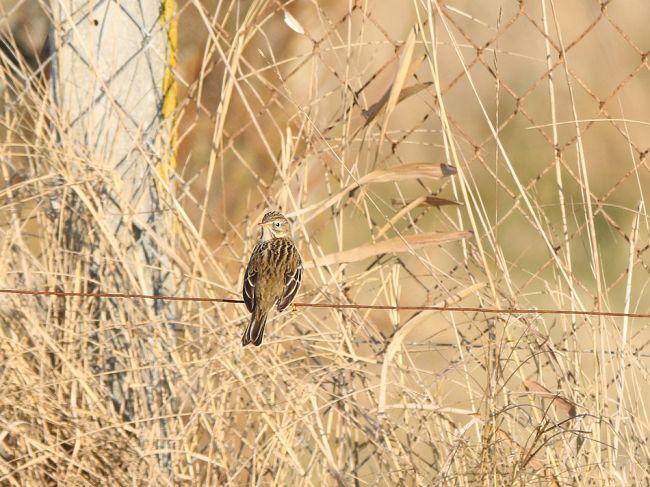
[160,0,178,175]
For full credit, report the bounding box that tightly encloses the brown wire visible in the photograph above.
[0,287,647,319]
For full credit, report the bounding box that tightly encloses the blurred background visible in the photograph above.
[1,0,649,484]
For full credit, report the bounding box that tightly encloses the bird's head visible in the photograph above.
[258,211,291,241]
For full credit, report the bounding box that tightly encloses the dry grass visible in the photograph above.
[1,0,650,485]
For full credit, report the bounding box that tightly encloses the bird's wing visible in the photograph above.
[277,258,303,311]
[242,253,258,313]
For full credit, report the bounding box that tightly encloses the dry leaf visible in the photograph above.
[307,230,472,268]
[293,163,457,223]
[363,81,432,124]
[399,82,433,100]
[374,27,417,152]
[392,196,461,208]
[359,163,456,185]
[283,11,305,35]
[384,28,416,119]
[522,380,577,417]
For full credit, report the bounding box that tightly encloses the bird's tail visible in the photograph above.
[242,309,268,346]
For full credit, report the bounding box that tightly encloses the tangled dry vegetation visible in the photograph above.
[1,0,650,485]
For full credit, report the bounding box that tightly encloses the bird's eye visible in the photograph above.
[273,221,281,228]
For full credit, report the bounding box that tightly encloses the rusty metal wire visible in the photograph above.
[1,287,648,318]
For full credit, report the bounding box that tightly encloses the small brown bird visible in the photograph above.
[242,211,303,346]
